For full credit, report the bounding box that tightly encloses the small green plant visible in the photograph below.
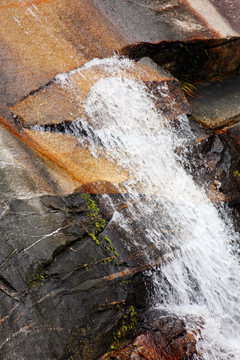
[122,279,131,291]
[180,81,199,97]
[109,306,138,351]
[81,194,120,266]
[89,233,101,245]
[104,235,119,258]
[81,194,106,246]
[101,256,113,264]
[233,170,240,177]
[39,274,49,280]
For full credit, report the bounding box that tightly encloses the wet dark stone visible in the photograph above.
[122,38,240,83]
[188,74,240,129]
[0,190,169,359]
[100,315,197,360]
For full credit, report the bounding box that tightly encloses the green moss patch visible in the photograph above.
[109,305,138,351]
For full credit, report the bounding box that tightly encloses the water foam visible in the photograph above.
[58,57,240,359]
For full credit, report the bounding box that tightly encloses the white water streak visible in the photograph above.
[57,57,240,359]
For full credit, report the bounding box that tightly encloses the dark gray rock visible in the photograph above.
[188,74,240,129]
[0,187,165,359]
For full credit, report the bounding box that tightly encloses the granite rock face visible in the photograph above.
[0,1,240,359]
[100,316,197,360]
[0,186,161,359]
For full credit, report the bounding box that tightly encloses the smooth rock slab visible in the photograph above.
[24,129,129,193]
[10,59,189,195]
[93,0,221,44]
[210,0,240,33]
[188,74,240,129]
[0,0,125,106]
[12,59,189,127]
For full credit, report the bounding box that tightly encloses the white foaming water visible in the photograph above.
[57,57,240,359]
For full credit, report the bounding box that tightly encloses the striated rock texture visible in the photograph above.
[0,185,160,359]
[100,316,196,360]
[0,0,240,359]
[11,59,189,128]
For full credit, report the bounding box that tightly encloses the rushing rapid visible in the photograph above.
[56,57,240,359]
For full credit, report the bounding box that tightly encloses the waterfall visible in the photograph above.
[56,57,240,359]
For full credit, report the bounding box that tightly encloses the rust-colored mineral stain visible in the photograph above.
[12,62,173,127]
[0,116,128,194]
[105,256,168,281]
[0,315,9,324]
[0,0,57,9]
[100,326,196,360]
[0,0,126,106]
[124,245,155,262]
[23,130,128,188]
[156,5,181,13]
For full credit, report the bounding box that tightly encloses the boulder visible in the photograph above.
[0,177,165,359]
[9,59,189,195]
[0,0,125,107]
[100,316,197,360]
[188,74,240,129]
[0,1,240,359]
[11,59,189,127]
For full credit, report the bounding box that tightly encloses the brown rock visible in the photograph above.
[221,122,240,148]
[23,129,129,192]
[12,60,189,127]
[0,115,128,194]
[9,58,190,197]
[1,0,239,111]
[100,317,196,360]
[0,0,125,106]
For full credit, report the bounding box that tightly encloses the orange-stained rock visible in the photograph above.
[23,129,128,191]
[100,317,197,360]
[0,0,125,106]
[1,0,239,110]
[12,59,189,127]
[0,114,84,195]
[0,114,128,194]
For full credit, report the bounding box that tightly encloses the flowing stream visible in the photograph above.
[56,57,240,359]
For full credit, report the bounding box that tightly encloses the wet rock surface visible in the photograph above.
[188,74,240,129]
[0,129,181,360]
[100,316,196,360]
[216,124,240,213]
[180,121,240,204]
[11,59,189,127]
[0,188,159,359]
[0,0,240,359]
[9,58,189,194]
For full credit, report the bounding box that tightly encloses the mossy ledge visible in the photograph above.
[81,194,120,265]
[108,305,138,352]
[26,192,121,288]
